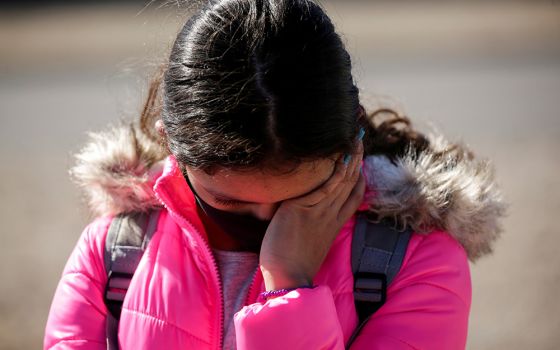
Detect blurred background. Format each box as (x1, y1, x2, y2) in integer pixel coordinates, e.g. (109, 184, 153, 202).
(1, 0, 559, 349)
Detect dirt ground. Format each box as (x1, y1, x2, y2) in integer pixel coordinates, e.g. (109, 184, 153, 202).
(1, 2, 559, 349)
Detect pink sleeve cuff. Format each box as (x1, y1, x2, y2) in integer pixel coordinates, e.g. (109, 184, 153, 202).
(234, 285, 345, 350)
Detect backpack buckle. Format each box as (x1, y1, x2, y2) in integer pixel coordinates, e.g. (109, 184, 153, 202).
(353, 271, 387, 304)
(104, 271, 133, 319)
(104, 271, 133, 302)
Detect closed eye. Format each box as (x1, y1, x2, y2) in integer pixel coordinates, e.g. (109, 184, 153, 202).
(213, 197, 244, 207)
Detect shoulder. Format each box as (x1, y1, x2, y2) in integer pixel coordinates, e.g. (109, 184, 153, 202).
(81, 215, 115, 256)
(405, 230, 470, 269)
(60, 215, 115, 281)
(391, 229, 472, 308)
(352, 230, 472, 349)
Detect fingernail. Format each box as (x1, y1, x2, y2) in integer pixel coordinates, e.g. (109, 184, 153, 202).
(343, 153, 352, 165)
(357, 127, 365, 141)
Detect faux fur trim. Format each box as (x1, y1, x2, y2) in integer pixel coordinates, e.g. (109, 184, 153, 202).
(362, 135, 507, 262)
(69, 122, 507, 261)
(69, 122, 167, 218)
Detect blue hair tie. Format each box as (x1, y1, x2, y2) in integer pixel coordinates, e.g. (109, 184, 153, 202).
(343, 127, 365, 165)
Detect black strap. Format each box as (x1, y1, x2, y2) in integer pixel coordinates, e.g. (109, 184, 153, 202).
(346, 214, 412, 348)
(103, 208, 161, 350)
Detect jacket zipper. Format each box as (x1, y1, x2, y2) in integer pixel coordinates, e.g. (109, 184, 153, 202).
(154, 198, 224, 350)
(244, 266, 261, 306)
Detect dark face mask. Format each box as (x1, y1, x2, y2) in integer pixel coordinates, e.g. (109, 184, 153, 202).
(181, 167, 271, 253)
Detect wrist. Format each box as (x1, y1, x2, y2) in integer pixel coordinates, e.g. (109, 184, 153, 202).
(258, 284, 316, 303)
(260, 266, 313, 291)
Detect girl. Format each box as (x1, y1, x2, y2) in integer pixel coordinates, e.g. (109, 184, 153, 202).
(44, 0, 506, 349)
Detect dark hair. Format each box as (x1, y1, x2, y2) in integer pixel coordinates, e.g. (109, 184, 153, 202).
(140, 0, 429, 174)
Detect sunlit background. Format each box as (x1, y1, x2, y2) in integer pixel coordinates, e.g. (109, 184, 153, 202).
(1, 1, 559, 349)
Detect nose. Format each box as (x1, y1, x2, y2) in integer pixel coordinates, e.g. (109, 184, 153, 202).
(250, 203, 280, 221)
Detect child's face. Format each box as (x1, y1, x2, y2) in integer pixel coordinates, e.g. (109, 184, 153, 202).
(184, 157, 338, 221)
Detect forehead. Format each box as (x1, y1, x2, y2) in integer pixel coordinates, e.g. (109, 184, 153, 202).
(188, 158, 336, 204)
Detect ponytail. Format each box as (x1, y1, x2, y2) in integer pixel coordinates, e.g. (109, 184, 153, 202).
(360, 106, 430, 162)
(139, 63, 167, 150)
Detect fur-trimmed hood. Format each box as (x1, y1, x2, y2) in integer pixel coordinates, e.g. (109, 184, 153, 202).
(69, 122, 507, 262)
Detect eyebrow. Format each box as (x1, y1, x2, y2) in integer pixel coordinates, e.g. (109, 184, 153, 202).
(203, 167, 335, 204)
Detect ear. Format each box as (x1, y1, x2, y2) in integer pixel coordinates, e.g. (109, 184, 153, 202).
(155, 119, 166, 137)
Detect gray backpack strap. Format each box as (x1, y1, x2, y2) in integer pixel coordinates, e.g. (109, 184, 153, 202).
(346, 213, 412, 348)
(103, 208, 161, 350)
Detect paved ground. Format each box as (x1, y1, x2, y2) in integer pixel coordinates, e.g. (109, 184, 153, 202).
(1, 2, 559, 349)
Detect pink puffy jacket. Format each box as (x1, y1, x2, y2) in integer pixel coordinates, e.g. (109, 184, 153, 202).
(44, 125, 505, 350)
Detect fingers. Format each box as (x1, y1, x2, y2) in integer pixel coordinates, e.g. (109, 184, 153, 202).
(295, 154, 349, 207)
(328, 141, 364, 205)
(290, 139, 364, 209)
(338, 171, 366, 222)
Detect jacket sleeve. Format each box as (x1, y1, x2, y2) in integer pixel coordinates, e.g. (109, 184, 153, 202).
(44, 216, 113, 350)
(233, 230, 471, 350)
(234, 284, 346, 349)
